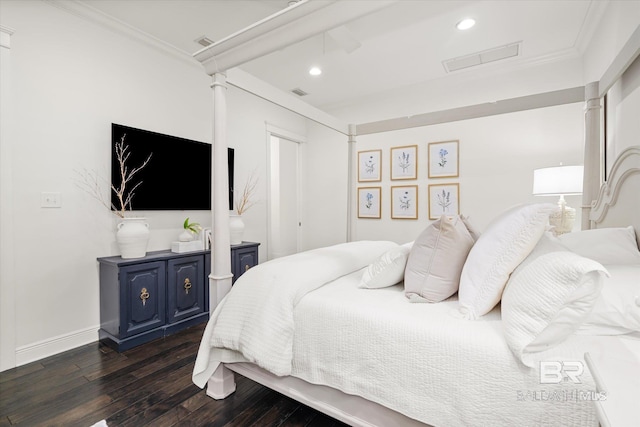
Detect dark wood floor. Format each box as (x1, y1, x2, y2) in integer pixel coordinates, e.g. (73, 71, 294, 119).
(0, 323, 347, 427)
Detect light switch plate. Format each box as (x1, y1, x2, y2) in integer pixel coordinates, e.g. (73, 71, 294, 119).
(41, 192, 62, 208)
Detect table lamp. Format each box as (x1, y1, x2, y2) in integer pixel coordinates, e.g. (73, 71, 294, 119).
(533, 165, 584, 235)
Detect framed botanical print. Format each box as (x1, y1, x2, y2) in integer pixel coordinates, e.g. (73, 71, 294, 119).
(428, 183, 460, 219)
(428, 140, 459, 178)
(391, 185, 418, 219)
(358, 149, 382, 182)
(390, 145, 417, 180)
(358, 187, 382, 219)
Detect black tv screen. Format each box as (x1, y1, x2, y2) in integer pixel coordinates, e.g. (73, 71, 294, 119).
(111, 123, 234, 211)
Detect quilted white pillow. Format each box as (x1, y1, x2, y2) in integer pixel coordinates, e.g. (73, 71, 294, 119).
(577, 264, 640, 335)
(404, 215, 476, 302)
(559, 226, 640, 265)
(502, 251, 608, 367)
(457, 203, 556, 319)
(359, 243, 411, 289)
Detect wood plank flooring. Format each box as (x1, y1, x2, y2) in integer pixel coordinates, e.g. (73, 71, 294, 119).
(0, 323, 347, 427)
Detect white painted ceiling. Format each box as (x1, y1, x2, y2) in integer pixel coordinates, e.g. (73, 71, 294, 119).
(80, 0, 599, 110)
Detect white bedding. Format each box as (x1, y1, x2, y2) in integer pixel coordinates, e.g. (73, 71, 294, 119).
(193, 241, 600, 427)
(192, 240, 398, 383)
(292, 270, 599, 427)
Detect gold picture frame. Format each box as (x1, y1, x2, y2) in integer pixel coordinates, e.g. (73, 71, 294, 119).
(428, 140, 459, 178)
(391, 185, 418, 219)
(428, 183, 460, 219)
(390, 145, 418, 180)
(358, 149, 382, 182)
(358, 187, 382, 219)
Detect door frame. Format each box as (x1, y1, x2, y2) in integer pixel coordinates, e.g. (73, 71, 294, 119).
(265, 124, 306, 260)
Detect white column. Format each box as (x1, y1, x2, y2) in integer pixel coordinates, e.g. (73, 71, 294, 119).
(346, 124, 357, 242)
(209, 73, 233, 309)
(0, 25, 16, 371)
(582, 81, 601, 230)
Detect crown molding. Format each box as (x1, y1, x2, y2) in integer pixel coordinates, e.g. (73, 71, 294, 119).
(0, 25, 15, 49)
(44, 0, 200, 68)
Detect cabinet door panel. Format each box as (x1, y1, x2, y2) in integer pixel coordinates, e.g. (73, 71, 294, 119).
(232, 246, 259, 284)
(120, 262, 166, 338)
(204, 253, 211, 312)
(167, 256, 204, 323)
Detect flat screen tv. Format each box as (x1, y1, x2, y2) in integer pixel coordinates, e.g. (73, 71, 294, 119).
(111, 123, 234, 211)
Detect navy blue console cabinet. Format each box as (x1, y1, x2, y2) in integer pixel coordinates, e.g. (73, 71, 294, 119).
(98, 242, 259, 351)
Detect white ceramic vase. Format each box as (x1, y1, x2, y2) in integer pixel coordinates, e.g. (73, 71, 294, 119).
(229, 213, 245, 245)
(116, 217, 150, 259)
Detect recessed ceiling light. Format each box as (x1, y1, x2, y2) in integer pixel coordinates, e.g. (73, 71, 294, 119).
(456, 18, 476, 31)
(309, 66, 322, 76)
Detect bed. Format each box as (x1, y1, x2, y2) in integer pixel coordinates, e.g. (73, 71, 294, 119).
(191, 146, 640, 426)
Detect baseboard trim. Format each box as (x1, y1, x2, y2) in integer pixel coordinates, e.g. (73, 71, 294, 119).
(15, 325, 99, 367)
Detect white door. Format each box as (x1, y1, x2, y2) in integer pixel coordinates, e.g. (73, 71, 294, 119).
(268, 133, 301, 260)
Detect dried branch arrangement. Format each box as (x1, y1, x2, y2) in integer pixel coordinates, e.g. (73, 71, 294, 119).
(75, 135, 152, 218)
(234, 169, 259, 215)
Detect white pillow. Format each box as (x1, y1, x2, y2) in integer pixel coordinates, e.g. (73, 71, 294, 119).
(577, 264, 640, 335)
(404, 215, 476, 302)
(558, 226, 640, 265)
(501, 251, 608, 367)
(457, 203, 556, 319)
(359, 243, 411, 289)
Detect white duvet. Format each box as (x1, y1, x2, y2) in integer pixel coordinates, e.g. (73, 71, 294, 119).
(192, 240, 398, 384)
(193, 241, 599, 427)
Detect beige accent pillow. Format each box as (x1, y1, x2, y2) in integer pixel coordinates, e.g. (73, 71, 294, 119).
(404, 215, 476, 302)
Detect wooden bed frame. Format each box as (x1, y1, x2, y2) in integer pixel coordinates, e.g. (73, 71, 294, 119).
(193, 5, 640, 426)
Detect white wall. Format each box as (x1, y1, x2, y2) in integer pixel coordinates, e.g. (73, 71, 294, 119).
(580, 1, 639, 179)
(324, 51, 588, 243)
(226, 86, 308, 257)
(0, 0, 309, 369)
(300, 121, 349, 251)
(605, 55, 640, 174)
(350, 103, 585, 243)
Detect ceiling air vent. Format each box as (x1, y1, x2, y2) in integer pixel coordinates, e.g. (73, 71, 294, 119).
(195, 36, 214, 47)
(443, 42, 521, 73)
(291, 88, 308, 97)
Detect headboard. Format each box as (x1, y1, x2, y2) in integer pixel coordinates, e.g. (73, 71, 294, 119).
(589, 146, 640, 246)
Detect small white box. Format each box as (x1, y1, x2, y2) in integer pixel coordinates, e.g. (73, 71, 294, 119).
(171, 240, 204, 253)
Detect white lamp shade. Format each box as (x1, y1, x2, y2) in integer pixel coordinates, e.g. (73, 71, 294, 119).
(533, 165, 584, 196)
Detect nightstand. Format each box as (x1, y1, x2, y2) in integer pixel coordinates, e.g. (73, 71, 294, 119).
(584, 337, 640, 427)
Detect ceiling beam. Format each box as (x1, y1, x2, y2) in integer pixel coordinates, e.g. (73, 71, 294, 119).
(356, 87, 586, 136)
(226, 68, 350, 135)
(193, 0, 396, 75)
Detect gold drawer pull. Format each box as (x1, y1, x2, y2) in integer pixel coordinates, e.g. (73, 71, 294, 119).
(140, 288, 150, 306)
(184, 278, 192, 294)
